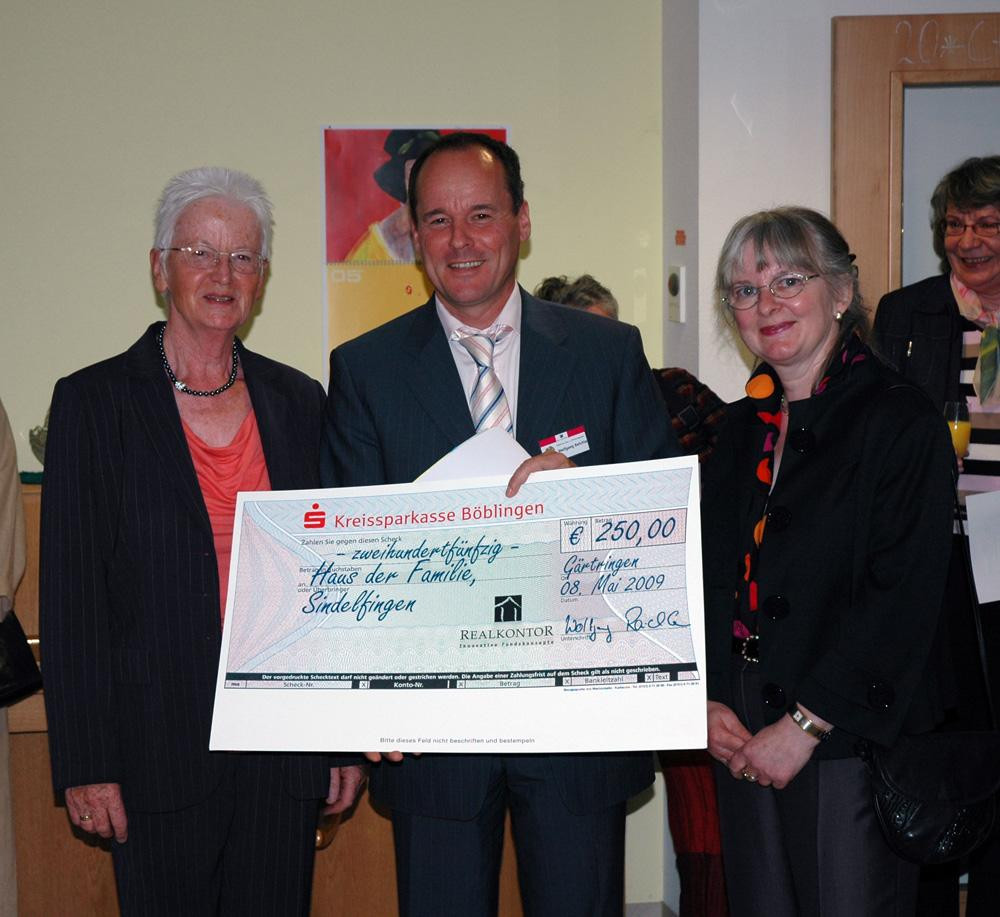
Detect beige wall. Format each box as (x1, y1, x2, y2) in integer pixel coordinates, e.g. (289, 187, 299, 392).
(0, 0, 664, 473)
(1, 0, 672, 908)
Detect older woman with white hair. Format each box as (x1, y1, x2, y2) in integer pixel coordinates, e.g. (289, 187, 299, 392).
(41, 167, 363, 915)
(701, 207, 955, 916)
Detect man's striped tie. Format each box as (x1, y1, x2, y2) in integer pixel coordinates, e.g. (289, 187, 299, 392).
(455, 327, 513, 433)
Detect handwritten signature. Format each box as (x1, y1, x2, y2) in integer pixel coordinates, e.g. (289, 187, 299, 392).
(564, 606, 688, 644)
(563, 614, 613, 643)
(625, 606, 688, 631)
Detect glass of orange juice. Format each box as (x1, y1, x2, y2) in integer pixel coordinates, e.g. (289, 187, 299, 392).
(944, 401, 971, 457)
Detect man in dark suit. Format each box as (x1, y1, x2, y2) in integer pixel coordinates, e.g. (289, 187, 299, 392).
(322, 133, 678, 916)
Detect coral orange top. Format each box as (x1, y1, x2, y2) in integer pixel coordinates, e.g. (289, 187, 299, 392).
(182, 411, 270, 620)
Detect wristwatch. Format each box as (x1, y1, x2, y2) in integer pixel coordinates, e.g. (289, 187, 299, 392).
(789, 704, 832, 742)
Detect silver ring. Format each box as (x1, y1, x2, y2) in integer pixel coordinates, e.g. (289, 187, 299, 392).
(80, 813, 93, 821)
(741, 769, 758, 783)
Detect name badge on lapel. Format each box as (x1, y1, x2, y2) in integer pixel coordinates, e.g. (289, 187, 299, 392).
(538, 426, 589, 458)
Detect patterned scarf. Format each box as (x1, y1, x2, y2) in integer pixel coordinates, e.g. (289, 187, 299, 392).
(952, 274, 1000, 406)
(733, 335, 868, 642)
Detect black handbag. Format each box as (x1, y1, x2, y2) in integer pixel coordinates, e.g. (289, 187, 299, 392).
(0, 608, 42, 707)
(862, 494, 1000, 865)
(862, 731, 1000, 864)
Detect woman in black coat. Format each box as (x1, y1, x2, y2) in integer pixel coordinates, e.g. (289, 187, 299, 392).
(874, 154, 1000, 917)
(703, 207, 954, 916)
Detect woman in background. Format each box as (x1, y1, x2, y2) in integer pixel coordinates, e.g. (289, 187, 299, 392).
(535, 274, 726, 462)
(703, 207, 953, 916)
(875, 154, 1000, 917)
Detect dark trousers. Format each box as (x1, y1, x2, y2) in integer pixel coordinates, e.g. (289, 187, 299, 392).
(112, 755, 320, 917)
(391, 754, 627, 917)
(717, 661, 919, 917)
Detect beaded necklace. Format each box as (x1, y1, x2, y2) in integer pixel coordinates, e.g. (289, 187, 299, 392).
(158, 323, 240, 397)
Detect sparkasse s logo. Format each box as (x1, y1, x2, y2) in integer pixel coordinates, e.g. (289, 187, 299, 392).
(303, 503, 326, 528)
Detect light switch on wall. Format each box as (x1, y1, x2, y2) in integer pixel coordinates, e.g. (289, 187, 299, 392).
(667, 265, 685, 323)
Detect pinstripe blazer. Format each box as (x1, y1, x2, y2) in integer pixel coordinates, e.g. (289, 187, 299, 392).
(322, 291, 679, 819)
(40, 323, 331, 811)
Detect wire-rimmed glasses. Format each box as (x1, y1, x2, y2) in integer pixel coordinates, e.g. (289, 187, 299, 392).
(722, 272, 821, 311)
(161, 244, 266, 275)
(942, 218, 1000, 239)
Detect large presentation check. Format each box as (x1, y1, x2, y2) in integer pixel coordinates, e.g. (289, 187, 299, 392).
(210, 457, 706, 753)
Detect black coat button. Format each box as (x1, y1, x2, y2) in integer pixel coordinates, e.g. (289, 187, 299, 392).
(868, 681, 895, 710)
(762, 683, 786, 709)
(762, 594, 790, 620)
(788, 428, 815, 453)
(767, 506, 791, 531)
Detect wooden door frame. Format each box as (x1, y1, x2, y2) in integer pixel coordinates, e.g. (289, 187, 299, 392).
(832, 13, 1000, 311)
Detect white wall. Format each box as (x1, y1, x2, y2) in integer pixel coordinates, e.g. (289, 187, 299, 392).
(696, 0, 1000, 402)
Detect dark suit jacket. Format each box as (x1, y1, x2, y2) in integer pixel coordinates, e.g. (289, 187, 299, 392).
(322, 290, 678, 818)
(875, 273, 1000, 730)
(41, 323, 332, 812)
(873, 272, 965, 410)
(701, 350, 954, 756)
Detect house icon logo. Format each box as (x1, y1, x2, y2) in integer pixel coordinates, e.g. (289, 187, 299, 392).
(494, 595, 522, 623)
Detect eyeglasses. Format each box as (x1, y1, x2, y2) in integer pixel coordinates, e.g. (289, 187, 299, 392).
(943, 218, 1000, 238)
(162, 244, 266, 275)
(723, 272, 821, 310)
